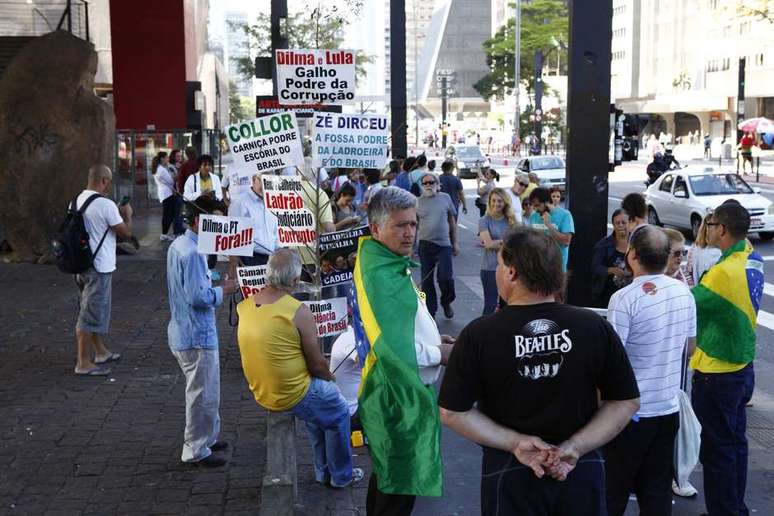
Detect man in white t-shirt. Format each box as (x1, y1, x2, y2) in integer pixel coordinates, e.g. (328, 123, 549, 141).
(74, 164, 133, 376)
(605, 225, 697, 515)
(504, 175, 526, 224)
(329, 327, 361, 417)
(227, 173, 279, 274)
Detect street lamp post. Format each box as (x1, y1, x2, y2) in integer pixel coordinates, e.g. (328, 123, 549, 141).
(514, 0, 521, 141)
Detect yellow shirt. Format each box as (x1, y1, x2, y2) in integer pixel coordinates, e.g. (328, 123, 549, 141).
(520, 183, 537, 202)
(690, 348, 747, 374)
(299, 180, 334, 265)
(237, 295, 311, 411)
(200, 175, 213, 194)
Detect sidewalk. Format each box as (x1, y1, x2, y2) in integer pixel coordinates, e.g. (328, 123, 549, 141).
(0, 204, 267, 515)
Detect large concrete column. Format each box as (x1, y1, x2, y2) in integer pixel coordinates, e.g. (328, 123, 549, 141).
(694, 111, 711, 137)
(661, 112, 676, 137)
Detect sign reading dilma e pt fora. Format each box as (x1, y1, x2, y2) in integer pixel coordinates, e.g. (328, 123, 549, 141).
(225, 113, 304, 179)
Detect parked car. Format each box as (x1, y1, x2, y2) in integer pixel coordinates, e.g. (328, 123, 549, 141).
(444, 145, 490, 179)
(516, 155, 566, 193)
(644, 166, 774, 240)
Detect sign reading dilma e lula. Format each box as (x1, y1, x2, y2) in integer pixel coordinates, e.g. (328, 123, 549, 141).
(225, 113, 304, 179)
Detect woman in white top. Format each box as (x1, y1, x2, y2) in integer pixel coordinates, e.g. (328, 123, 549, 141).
(685, 214, 722, 287)
(183, 154, 224, 202)
(152, 151, 177, 241)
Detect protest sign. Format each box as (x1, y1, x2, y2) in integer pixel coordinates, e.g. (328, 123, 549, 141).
(276, 49, 356, 105)
(236, 265, 268, 299)
(261, 175, 317, 247)
(225, 113, 304, 179)
(256, 95, 342, 118)
(312, 113, 389, 169)
(319, 226, 370, 286)
(304, 297, 348, 337)
(197, 215, 254, 257)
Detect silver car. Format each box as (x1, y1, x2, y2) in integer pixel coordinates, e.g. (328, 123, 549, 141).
(644, 166, 774, 240)
(444, 145, 490, 179)
(517, 155, 566, 193)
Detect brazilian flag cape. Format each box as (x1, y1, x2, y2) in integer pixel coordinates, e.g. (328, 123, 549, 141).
(352, 237, 443, 497)
(692, 239, 764, 364)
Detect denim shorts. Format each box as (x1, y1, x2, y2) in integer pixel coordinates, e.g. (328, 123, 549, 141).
(75, 269, 112, 334)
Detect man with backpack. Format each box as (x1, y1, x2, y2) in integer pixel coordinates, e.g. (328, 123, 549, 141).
(73, 164, 133, 376)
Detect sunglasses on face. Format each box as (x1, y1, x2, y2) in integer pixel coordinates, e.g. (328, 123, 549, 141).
(671, 249, 687, 258)
(422, 180, 437, 186)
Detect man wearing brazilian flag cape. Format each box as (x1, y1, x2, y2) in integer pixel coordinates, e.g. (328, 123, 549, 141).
(690, 201, 763, 516)
(352, 187, 456, 515)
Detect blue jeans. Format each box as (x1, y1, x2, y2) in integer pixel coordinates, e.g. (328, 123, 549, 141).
(480, 270, 498, 315)
(692, 363, 755, 516)
(290, 378, 353, 487)
(419, 241, 455, 316)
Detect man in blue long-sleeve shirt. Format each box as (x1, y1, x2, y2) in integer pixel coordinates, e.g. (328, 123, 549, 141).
(167, 195, 237, 467)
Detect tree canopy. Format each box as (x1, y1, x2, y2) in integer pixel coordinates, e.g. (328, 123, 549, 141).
(474, 0, 568, 102)
(232, 2, 372, 82)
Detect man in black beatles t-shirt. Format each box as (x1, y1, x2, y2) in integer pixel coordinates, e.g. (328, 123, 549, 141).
(438, 226, 640, 516)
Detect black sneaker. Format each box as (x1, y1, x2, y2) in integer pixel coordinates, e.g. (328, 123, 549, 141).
(210, 441, 229, 452)
(197, 454, 227, 468)
(443, 304, 454, 319)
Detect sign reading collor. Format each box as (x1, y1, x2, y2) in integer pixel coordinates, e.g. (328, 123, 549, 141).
(312, 113, 389, 169)
(225, 113, 304, 179)
(304, 297, 348, 337)
(237, 265, 268, 299)
(197, 215, 254, 257)
(261, 175, 317, 247)
(276, 49, 356, 105)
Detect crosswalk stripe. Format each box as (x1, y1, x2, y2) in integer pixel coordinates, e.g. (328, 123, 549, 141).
(757, 310, 774, 331)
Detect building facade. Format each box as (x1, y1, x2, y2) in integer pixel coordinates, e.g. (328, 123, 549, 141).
(612, 0, 774, 140)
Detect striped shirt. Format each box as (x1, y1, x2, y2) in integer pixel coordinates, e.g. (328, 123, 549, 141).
(607, 274, 696, 417)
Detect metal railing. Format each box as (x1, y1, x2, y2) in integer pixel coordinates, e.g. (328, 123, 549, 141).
(0, 0, 89, 41)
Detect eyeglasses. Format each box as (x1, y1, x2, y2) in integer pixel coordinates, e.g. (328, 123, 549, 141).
(518, 182, 529, 187)
(671, 249, 687, 258)
(422, 180, 437, 186)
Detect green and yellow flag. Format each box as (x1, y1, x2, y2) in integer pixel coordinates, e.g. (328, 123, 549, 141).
(352, 237, 443, 496)
(692, 239, 763, 364)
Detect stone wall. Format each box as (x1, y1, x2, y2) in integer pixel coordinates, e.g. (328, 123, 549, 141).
(0, 30, 115, 262)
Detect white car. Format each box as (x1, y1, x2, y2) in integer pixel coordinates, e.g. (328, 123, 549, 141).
(644, 166, 774, 240)
(517, 155, 566, 192)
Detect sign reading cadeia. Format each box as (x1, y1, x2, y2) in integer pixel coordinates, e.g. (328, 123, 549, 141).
(225, 113, 305, 179)
(276, 49, 356, 105)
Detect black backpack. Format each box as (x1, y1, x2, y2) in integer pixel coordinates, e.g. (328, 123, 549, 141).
(52, 193, 109, 274)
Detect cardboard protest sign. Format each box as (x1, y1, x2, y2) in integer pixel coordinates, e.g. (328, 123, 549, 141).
(197, 215, 254, 257)
(304, 297, 348, 337)
(236, 265, 268, 299)
(261, 175, 317, 247)
(319, 226, 370, 286)
(276, 49, 356, 105)
(225, 113, 304, 179)
(312, 113, 389, 169)
(256, 95, 342, 118)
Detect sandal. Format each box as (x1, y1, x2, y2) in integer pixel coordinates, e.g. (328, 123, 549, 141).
(95, 352, 121, 365)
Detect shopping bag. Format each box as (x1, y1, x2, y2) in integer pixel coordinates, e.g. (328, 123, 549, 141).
(674, 389, 701, 487)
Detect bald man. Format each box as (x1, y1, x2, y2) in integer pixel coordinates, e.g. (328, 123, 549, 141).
(73, 164, 133, 376)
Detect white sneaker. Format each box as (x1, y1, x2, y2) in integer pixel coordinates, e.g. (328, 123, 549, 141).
(159, 234, 174, 242)
(672, 479, 698, 497)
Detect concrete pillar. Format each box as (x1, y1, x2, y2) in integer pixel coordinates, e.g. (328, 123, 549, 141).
(694, 112, 711, 137)
(661, 112, 676, 137)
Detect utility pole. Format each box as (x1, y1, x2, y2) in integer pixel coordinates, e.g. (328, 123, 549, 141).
(565, 0, 613, 307)
(513, 0, 521, 138)
(533, 49, 544, 154)
(390, 0, 408, 158)
(736, 56, 746, 173)
(441, 77, 448, 128)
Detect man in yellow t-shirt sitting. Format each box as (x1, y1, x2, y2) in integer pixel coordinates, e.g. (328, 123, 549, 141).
(236, 248, 363, 488)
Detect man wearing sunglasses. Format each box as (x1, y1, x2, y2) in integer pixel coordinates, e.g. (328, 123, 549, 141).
(416, 172, 458, 319)
(690, 201, 763, 516)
